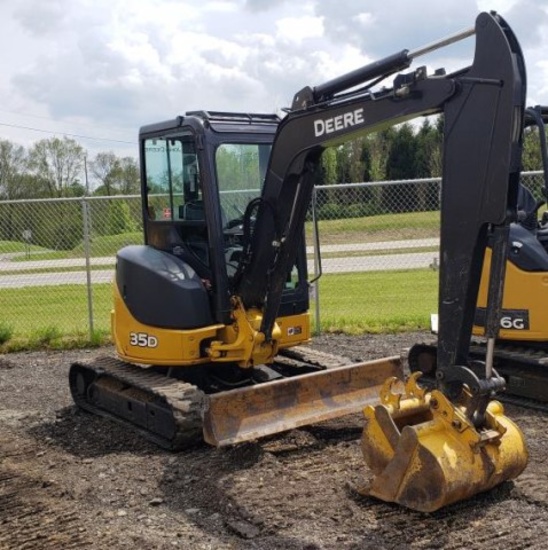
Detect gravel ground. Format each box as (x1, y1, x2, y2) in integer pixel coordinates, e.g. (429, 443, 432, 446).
(1, 332, 548, 549)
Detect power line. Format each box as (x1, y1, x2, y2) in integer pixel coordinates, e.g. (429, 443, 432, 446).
(0, 107, 131, 136)
(0, 121, 134, 145)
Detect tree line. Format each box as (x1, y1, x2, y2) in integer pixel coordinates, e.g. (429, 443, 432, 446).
(0, 136, 139, 201)
(318, 117, 545, 186)
(0, 118, 545, 250)
(0, 118, 545, 202)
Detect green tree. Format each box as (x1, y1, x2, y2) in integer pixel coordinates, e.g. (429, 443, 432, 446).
(117, 157, 140, 194)
(90, 152, 119, 195)
(0, 142, 54, 243)
(320, 147, 338, 185)
(384, 124, 420, 212)
(415, 118, 443, 178)
(0, 140, 27, 200)
(90, 153, 140, 195)
(386, 123, 418, 180)
(28, 137, 85, 197)
(367, 128, 396, 181)
(107, 200, 138, 235)
(522, 126, 543, 171)
(333, 137, 370, 185)
(414, 117, 443, 211)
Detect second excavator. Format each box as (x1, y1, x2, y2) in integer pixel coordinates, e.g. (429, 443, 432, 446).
(70, 11, 528, 512)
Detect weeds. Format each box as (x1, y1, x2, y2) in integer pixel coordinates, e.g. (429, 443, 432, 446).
(0, 322, 14, 345)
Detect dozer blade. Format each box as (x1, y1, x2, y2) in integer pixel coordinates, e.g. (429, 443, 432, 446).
(360, 374, 528, 513)
(202, 356, 403, 446)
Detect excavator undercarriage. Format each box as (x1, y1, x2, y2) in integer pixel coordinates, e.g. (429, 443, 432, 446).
(70, 348, 403, 449)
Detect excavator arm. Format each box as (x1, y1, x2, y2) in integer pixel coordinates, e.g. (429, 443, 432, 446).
(232, 11, 529, 513)
(236, 13, 526, 378)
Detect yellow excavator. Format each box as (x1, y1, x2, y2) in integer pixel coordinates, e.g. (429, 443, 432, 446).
(70, 11, 528, 513)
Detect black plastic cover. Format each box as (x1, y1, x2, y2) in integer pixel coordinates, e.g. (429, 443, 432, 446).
(116, 245, 213, 329)
(507, 224, 548, 271)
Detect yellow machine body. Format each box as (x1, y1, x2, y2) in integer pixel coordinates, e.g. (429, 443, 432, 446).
(110, 280, 405, 447)
(361, 374, 528, 513)
(111, 283, 312, 367)
(474, 248, 548, 340)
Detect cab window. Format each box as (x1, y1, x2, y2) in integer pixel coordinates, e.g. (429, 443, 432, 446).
(144, 137, 202, 221)
(215, 143, 271, 228)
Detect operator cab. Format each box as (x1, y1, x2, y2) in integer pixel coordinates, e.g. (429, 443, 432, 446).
(504, 106, 548, 270)
(137, 111, 309, 325)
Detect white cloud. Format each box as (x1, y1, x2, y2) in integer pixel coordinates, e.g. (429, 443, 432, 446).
(353, 13, 375, 27)
(0, 0, 546, 159)
(275, 15, 324, 44)
(476, 0, 520, 12)
(13, 0, 71, 36)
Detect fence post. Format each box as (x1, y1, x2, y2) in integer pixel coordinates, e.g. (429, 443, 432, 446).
(82, 198, 94, 339)
(311, 187, 321, 335)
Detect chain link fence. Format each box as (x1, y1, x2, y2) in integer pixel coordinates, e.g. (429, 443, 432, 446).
(0, 172, 544, 341)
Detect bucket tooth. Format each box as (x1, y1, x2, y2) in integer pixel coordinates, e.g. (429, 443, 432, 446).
(361, 374, 528, 513)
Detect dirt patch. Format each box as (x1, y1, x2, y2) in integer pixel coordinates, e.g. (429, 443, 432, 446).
(1, 334, 548, 549)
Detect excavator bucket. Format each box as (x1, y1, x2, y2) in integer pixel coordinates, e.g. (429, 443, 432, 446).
(360, 374, 528, 513)
(202, 356, 403, 446)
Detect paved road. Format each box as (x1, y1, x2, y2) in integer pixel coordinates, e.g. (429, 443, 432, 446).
(0, 252, 439, 288)
(0, 240, 439, 289)
(0, 270, 115, 288)
(311, 251, 438, 274)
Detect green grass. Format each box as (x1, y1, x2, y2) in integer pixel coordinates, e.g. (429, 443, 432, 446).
(0, 240, 54, 255)
(0, 284, 113, 351)
(0, 269, 437, 351)
(305, 211, 440, 245)
(10, 250, 75, 261)
(1, 265, 115, 276)
(8, 231, 143, 262)
(315, 269, 438, 334)
(317, 246, 439, 259)
(0, 322, 14, 344)
(71, 231, 143, 257)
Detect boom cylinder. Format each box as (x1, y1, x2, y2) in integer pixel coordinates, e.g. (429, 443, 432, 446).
(313, 25, 475, 101)
(313, 50, 411, 100)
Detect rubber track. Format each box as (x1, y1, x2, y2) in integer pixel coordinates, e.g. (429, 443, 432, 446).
(70, 356, 205, 450)
(408, 340, 548, 412)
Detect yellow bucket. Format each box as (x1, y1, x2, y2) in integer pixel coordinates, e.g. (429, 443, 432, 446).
(361, 374, 528, 513)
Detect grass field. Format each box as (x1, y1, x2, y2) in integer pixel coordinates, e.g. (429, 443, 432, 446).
(305, 211, 440, 244)
(0, 209, 441, 350)
(5, 232, 144, 262)
(1, 210, 440, 262)
(0, 284, 113, 350)
(316, 269, 438, 333)
(0, 269, 438, 351)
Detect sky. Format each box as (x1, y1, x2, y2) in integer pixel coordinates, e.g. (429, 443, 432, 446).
(0, 0, 547, 160)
